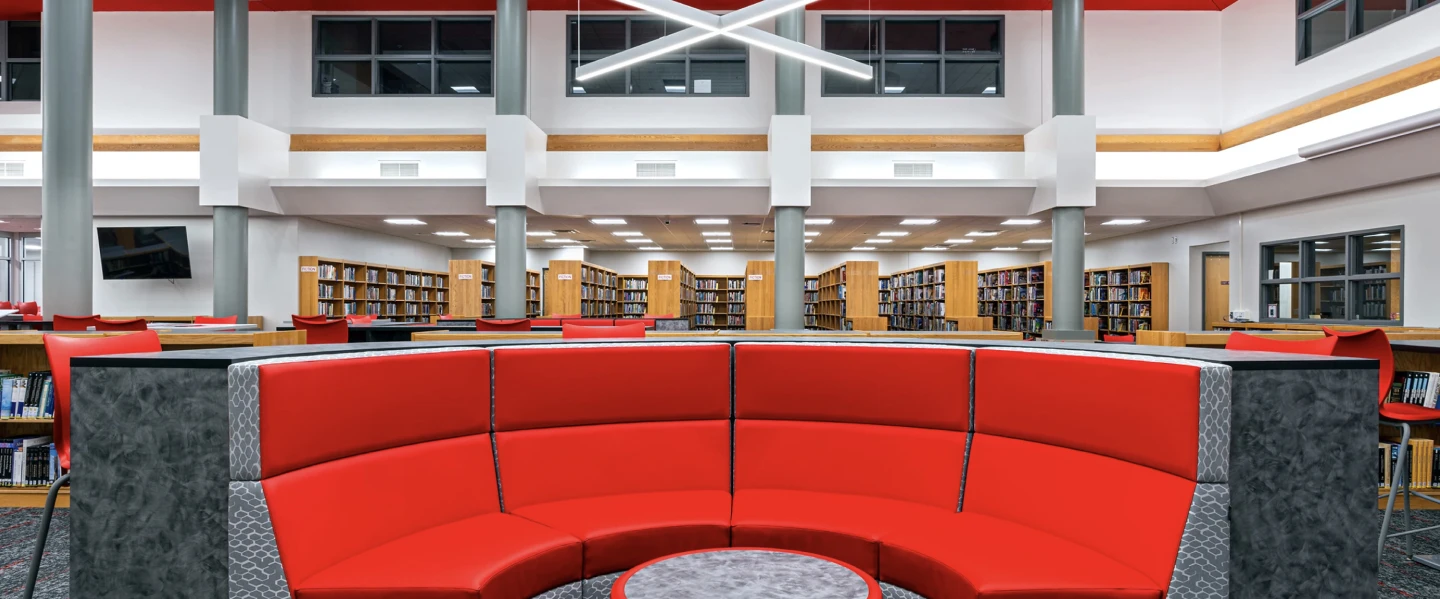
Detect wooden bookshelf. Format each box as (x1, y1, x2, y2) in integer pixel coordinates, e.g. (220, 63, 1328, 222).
(815, 261, 887, 331)
(1084, 262, 1170, 335)
(299, 256, 449, 323)
(646, 260, 698, 322)
(618, 274, 649, 318)
(804, 275, 820, 329)
(977, 261, 1052, 337)
(694, 275, 747, 329)
(744, 261, 775, 330)
(451, 262, 540, 318)
(887, 261, 981, 331)
(526, 270, 542, 318)
(878, 276, 891, 322)
(545, 260, 619, 317)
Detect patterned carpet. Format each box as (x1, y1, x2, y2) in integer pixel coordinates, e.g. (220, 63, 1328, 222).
(0, 508, 1437, 598)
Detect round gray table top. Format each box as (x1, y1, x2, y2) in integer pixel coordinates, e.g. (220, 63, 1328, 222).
(615, 548, 879, 599)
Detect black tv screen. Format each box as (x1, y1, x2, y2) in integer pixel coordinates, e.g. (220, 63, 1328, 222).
(97, 226, 193, 280)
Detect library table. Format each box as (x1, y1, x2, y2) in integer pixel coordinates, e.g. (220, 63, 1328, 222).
(0, 316, 50, 330)
(1138, 330, 1440, 348)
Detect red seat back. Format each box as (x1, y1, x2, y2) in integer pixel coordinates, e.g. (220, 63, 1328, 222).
(17, 302, 40, 315)
(53, 314, 102, 331)
(22, 314, 42, 321)
(1323, 327, 1393, 404)
(563, 318, 617, 327)
(1102, 334, 1136, 343)
(296, 319, 349, 344)
(562, 322, 644, 339)
(95, 318, 149, 331)
(0, 301, 12, 310)
(343, 314, 375, 324)
(291, 314, 331, 324)
(193, 315, 239, 325)
(1224, 332, 1339, 355)
(476, 319, 532, 332)
(43, 330, 162, 469)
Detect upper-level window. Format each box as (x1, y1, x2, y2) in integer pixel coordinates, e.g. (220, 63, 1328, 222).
(567, 17, 749, 97)
(1298, 0, 1436, 61)
(820, 16, 1003, 97)
(2, 21, 40, 101)
(1260, 227, 1403, 323)
(313, 17, 494, 96)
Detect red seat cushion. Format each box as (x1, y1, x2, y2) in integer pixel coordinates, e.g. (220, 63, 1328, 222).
(1380, 402, 1440, 422)
(731, 489, 955, 577)
(513, 490, 731, 578)
(292, 512, 581, 599)
(880, 512, 1163, 599)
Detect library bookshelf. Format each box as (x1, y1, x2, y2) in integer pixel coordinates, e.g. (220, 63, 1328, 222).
(815, 261, 887, 331)
(695, 275, 747, 329)
(527, 271, 542, 318)
(887, 261, 981, 331)
(977, 261, 1052, 337)
(618, 275, 649, 318)
(805, 275, 820, 329)
(447, 261, 541, 318)
(299, 256, 449, 322)
(1084, 263, 1170, 335)
(879, 276, 892, 323)
(743, 261, 775, 330)
(545, 260, 619, 317)
(646, 260, 698, 323)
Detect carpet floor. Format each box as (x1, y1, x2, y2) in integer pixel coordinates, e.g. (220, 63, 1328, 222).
(2, 508, 1439, 598)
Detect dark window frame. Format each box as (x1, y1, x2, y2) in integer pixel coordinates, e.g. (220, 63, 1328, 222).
(1259, 226, 1404, 325)
(820, 15, 1005, 98)
(1, 21, 41, 102)
(1297, 0, 1436, 62)
(312, 16, 495, 97)
(565, 16, 750, 98)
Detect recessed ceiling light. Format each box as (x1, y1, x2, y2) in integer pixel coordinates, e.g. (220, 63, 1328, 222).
(1001, 219, 1042, 225)
(1380, 248, 1401, 252)
(450, 85, 480, 94)
(804, 239, 812, 243)
(944, 239, 976, 244)
(1374, 240, 1402, 244)
(1314, 248, 1335, 252)
(625, 238, 655, 243)
(590, 218, 627, 225)
(992, 247, 1020, 251)
(805, 231, 820, 236)
(966, 231, 1000, 237)
(433, 231, 468, 237)
(852, 246, 876, 251)
(1023, 239, 1052, 244)
(706, 238, 733, 243)
(384, 218, 426, 225)
(1365, 233, 1392, 238)
(695, 218, 729, 225)
(805, 218, 833, 225)
(543, 239, 576, 243)
(613, 231, 643, 236)
(900, 218, 938, 225)
(526, 231, 554, 237)
(883, 86, 906, 94)
(711, 246, 733, 251)
(1102, 219, 1148, 226)
(488, 219, 497, 224)
(865, 239, 894, 244)
(922, 247, 949, 251)
(702, 231, 731, 237)
(638, 246, 663, 251)
(563, 245, 588, 249)
(877, 231, 909, 237)
(464, 238, 494, 244)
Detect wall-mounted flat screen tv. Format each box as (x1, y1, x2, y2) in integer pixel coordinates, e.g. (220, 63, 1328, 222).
(97, 226, 193, 280)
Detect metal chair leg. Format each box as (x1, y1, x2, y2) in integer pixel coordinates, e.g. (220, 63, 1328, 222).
(1381, 423, 1412, 562)
(21, 473, 69, 599)
(1405, 451, 1414, 557)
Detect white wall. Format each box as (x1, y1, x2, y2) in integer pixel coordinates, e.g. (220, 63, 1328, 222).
(91, 217, 215, 316)
(297, 218, 452, 271)
(585, 250, 1040, 276)
(1086, 11, 1222, 133)
(1070, 218, 1238, 331)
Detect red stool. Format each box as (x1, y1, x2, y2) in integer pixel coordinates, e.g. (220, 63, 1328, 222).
(562, 322, 645, 339)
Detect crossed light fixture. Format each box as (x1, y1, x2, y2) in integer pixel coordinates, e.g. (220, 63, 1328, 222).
(574, 0, 874, 82)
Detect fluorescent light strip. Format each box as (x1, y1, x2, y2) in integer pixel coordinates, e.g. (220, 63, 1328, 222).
(702, 231, 732, 237)
(922, 247, 949, 251)
(612, 231, 644, 236)
(1102, 219, 1148, 226)
(1001, 219, 1041, 225)
(852, 246, 876, 251)
(900, 218, 938, 225)
(590, 218, 627, 225)
(865, 239, 893, 244)
(804, 231, 820, 236)
(639, 246, 663, 251)
(711, 247, 734, 251)
(804, 218, 833, 225)
(575, 28, 721, 81)
(965, 231, 999, 237)
(464, 239, 494, 244)
(543, 239, 576, 243)
(526, 231, 554, 236)
(625, 239, 655, 243)
(384, 218, 426, 225)
(944, 239, 975, 244)
(992, 247, 1020, 251)
(876, 231, 908, 237)
(433, 231, 468, 237)
(705, 238, 732, 243)
(1023, 239, 1052, 244)
(695, 218, 729, 225)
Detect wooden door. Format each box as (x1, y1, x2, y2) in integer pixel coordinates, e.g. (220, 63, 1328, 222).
(1203, 253, 1230, 330)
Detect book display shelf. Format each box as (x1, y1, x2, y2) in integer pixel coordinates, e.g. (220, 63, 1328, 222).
(527, 271, 542, 318)
(977, 261, 1051, 337)
(1084, 263, 1170, 334)
(618, 275, 649, 318)
(879, 276, 892, 321)
(887, 261, 981, 331)
(743, 261, 776, 330)
(449, 261, 541, 318)
(300, 256, 449, 322)
(646, 260, 698, 323)
(815, 261, 887, 331)
(694, 276, 747, 329)
(804, 275, 820, 329)
(545, 260, 619, 317)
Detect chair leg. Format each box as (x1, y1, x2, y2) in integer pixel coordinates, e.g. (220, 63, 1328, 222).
(1405, 453, 1415, 558)
(21, 473, 69, 599)
(1381, 423, 1412, 562)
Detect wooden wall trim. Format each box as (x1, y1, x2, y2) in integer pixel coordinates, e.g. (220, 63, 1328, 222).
(811, 135, 1025, 152)
(1220, 55, 1440, 150)
(1096, 135, 1221, 152)
(0, 135, 200, 152)
(546, 134, 768, 151)
(289, 134, 487, 152)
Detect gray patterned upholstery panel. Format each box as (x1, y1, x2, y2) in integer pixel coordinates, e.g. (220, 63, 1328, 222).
(532, 580, 583, 599)
(227, 347, 491, 481)
(229, 481, 291, 599)
(535, 572, 930, 599)
(1167, 483, 1230, 599)
(583, 572, 623, 598)
(880, 582, 928, 599)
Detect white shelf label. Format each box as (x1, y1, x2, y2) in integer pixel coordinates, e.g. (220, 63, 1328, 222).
(657, 274, 673, 281)
(300, 266, 318, 273)
(558, 274, 573, 280)
(458, 273, 474, 280)
(748, 274, 764, 280)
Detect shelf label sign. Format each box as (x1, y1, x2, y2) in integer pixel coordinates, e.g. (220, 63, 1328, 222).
(458, 273, 474, 280)
(748, 274, 764, 280)
(658, 274, 673, 281)
(300, 266, 318, 273)
(558, 274, 574, 280)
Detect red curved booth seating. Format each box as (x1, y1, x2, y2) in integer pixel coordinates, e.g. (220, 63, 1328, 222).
(230, 343, 1230, 599)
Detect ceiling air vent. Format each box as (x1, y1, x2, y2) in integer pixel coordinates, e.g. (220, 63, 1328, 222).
(636, 161, 677, 178)
(380, 161, 420, 178)
(893, 161, 934, 178)
(0, 161, 24, 177)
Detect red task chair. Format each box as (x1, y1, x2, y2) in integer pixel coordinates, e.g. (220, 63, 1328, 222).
(194, 315, 239, 325)
(95, 318, 149, 332)
(476, 319, 532, 332)
(296, 318, 349, 344)
(22, 315, 42, 322)
(562, 322, 645, 339)
(0, 301, 12, 310)
(52, 315, 102, 331)
(16, 302, 40, 315)
(292, 314, 331, 325)
(345, 314, 377, 324)
(25, 330, 163, 599)
(1223, 332, 1340, 355)
(1102, 334, 1136, 343)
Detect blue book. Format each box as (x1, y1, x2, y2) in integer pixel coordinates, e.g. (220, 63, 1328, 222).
(0, 378, 11, 420)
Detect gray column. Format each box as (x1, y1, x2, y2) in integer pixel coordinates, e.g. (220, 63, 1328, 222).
(495, 0, 527, 116)
(494, 207, 527, 318)
(774, 206, 805, 330)
(40, 0, 94, 316)
(212, 0, 249, 321)
(1053, 0, 1084, 117)
(774, 11, 804, 116)
(1048, 0, 1086, 337)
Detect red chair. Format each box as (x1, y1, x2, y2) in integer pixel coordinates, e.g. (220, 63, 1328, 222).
(476, 319, 532, 332)
(22, 315, 42, 322)
(1223, 332, 1340, 355)
(439, 314, 455, 321)
(194, 315, 239, 325)
(0, 301, 12, 310)
(95, 318, 149, 332)
(296, 319, 350, 345)
(26, 330, 163, 598)
(16, 302, 40, 315)
(1102, 334, 1136, 343)
(565, 319, 617, 327)
(562, 322, 645, 339)
(292, 314, 332, 325)
(642, 314, 673, 319)
(52, 315, 102, 331)
(345, 314, 376, 325)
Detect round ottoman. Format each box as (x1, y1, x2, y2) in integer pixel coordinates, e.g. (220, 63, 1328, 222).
(612, 548, 882, 599)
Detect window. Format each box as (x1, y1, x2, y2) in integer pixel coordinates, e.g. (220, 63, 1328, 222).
(1298, 0, 1437, 61)
(20, 234, 38, 303)
(1260, 227, 1403, 323)
(1, 21, 40, 101)
(821, 16, 1002, 97)
(567, 17, 748, 97)
(313, 17, 494, 96)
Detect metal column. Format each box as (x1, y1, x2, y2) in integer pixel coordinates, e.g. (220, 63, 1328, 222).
(493, 0, 529, 319)
(772, 11, 806, 330)
(1048, 0, 1086, 336)
(774, 11, 804, 117)
(494, 207, 527, 319)
(40, 0, 94, 316)
(212, 0, 249, 321)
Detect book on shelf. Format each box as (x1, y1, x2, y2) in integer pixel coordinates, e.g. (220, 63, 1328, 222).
(0, 435, 57, 487)
(1379, 439, 1440, 490)
(0, 372, 55, 420)
(1389, 371, 1440, 408)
